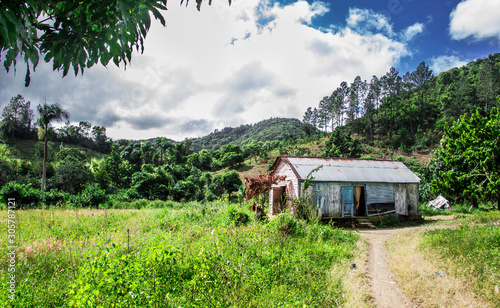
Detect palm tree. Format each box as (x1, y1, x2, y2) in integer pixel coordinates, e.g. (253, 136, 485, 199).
(37, 103, 70, 192)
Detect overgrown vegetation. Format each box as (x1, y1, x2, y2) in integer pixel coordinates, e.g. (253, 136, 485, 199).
(0, 202, 359, 307)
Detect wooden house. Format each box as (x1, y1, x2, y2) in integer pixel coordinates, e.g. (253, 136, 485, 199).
(268, 156, 421, 219)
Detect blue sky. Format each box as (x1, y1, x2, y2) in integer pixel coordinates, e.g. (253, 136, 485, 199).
(300, 0, 499, 73)
(1, 0, 499, 140)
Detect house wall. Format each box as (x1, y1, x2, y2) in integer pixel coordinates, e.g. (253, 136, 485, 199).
(269, 161, 299, 214)
(394, 183, 420, 216)
(310, 182, 396, 218)
(311, 182, 342, 217)
(365, 183, 394, 205)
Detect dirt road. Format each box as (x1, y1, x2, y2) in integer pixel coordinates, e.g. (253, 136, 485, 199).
(361, 229, 415, 308)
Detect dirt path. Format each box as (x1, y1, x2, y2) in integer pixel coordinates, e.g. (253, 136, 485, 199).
(360, 229, 414, 308)
(359, 217, 458, 308)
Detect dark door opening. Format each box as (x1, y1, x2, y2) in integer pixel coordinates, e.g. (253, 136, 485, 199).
(354, 186, 367, 216)
(272, 186, 286, 213)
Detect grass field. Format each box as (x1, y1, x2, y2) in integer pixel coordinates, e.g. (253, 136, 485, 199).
(386, 211, 500, 308)
(0, 201, 361, 307)
(421, 212, 500, 306)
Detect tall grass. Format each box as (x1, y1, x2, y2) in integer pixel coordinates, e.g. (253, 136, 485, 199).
(422, 216, 500, 306)
(0, 202, 359, 307)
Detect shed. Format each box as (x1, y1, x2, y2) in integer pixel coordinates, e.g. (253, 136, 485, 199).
(268, 156, 421, 219)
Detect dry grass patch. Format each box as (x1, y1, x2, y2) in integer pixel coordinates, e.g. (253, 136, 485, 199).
(337, 235, 374, 308)
(386, 228, 493, 307)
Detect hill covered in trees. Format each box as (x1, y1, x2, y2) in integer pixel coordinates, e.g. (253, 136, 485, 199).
(190, 117, 317, 152)
(303, 53, 500, 152)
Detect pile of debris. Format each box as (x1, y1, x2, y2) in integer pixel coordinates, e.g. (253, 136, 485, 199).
(428, 195, 450, 210)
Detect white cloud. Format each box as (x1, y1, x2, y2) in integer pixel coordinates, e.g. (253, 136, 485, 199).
(401, 23, 424, 42)
(346, 8, 395, 37)
(0, 0, 417, 141)
(449, 0, 500, 41)
(430, 55, 468, 73)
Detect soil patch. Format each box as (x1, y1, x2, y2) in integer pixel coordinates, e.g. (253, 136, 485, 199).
(361, 229, 414, 307)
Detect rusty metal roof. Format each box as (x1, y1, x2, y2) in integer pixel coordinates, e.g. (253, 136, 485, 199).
(275, 156, 421, 183)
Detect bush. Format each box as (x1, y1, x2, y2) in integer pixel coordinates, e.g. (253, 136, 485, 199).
(372, 215, 400, 227)
(419, 204, 453, 216)
(226, 205, 250, 227)
(69, 183, 108, 207)
(267, 212, 305, 237)
(0, 181, 43, 208)
(44, 189, 70, 205)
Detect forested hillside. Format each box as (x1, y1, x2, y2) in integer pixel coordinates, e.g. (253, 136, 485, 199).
(190, 118, 317, 152)
(303, 53, 500, 152)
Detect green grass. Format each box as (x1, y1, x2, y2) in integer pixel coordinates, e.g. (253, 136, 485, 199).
(0, 202, 359, 307)
(419, 201, 498, 217)
(421, 211, 500, 306)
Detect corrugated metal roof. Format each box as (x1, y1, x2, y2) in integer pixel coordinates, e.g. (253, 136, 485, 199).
(278, 156, 421, 183)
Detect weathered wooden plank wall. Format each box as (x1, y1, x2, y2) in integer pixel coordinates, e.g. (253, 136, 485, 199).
(394, 183, 420, 215)
(394, 183, 408, 215)
(365, 183, 394, 205)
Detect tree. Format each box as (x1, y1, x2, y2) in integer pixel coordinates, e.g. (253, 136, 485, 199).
(322, 127, 362, 158)
(302, 106, 319, 134)
(303, 107, 314, 125)
(476, 55, 500, 114)
(347, 76, 368, 133)
(37, 103, 70, 192)
(431, 107, 500, 208)
(1, 0, 231, 86)
(95, 151, 133, 188)
(363, 76, 381, 142)
(219, 152, 244, 168)
(380, 67, 401, 136)
(153, 137, 172, 164)
(244, 171, 286, 205)
(210, 170, 242, 197)
(0, 95, 34, 138)
(409, 62, 433, 131)
(92, 125, 111, 153)
(52, 156, 93, 194)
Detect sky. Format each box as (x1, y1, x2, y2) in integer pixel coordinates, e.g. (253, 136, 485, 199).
(1, 0, 500, 141)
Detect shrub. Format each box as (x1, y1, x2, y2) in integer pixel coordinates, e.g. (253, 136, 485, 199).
(44, 189, 70, 205)
(0, 181, 43, 208)
(69, 183, 108, 207)
(267, 211, 305, 237)
(226, 205, 250, 227)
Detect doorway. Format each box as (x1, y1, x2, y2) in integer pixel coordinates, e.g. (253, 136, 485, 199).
(354, 186, 366, 216)
(272, 186, 287, 213)
(342, 186, 367, 217)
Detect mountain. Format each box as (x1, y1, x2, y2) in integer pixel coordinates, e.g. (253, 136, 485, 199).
(190, 118, 317, 152)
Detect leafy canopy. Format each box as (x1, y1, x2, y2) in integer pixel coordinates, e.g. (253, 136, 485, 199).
(431, 106, 500, 205)
(1, 0, 230, 86)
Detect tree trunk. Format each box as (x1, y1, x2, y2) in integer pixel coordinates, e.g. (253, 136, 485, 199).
(470, 198, 478, 209)
(42, 131, 48, 192)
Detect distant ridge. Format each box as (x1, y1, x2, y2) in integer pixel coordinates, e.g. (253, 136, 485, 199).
(190, 117, 317, 152)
